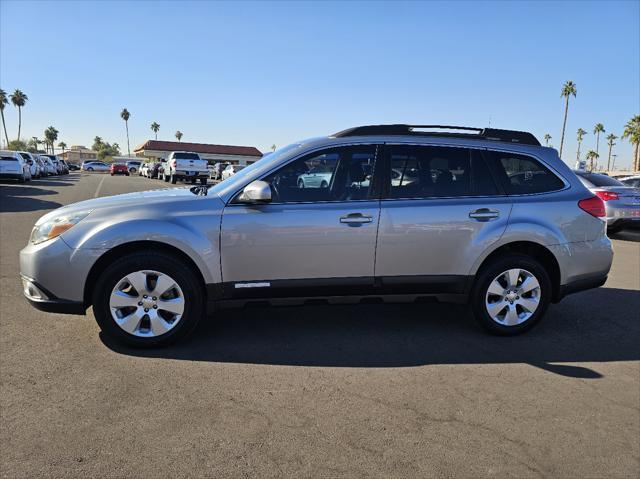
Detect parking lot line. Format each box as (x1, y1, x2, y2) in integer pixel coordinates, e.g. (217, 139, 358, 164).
(94, 174, 107, 198)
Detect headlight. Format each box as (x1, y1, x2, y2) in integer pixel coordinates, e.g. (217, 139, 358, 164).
(30, 210, 92, 245)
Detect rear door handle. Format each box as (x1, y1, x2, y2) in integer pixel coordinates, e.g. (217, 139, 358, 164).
(469, 209, 500, 221)
(340, 213, 373, 226)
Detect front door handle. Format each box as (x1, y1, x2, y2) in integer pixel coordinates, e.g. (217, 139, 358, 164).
(340, 213, 373, 226)
(469, 208, 500, 221)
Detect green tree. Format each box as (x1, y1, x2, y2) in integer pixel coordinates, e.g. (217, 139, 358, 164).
(58, 141, 67, 155)
(175, 130, 183, 142)
(27, 137, 40, 153)
(93, 136, 103, 151)
(271, 144, 277, 152)
(543, 134, 551, 146)
(621, 115, 640, 171)
(7, 139, 27, 151)
(120, 108, 131, 156)
(605, 134, 617, 171)
(150, 122, 160, 140)
(559, 80, 577, 159)
(0, 88, 9, 146)
(593, 123, 605, 157)
(9, 89, 28, 141)
(576, 128, 587, 160)
(585, 150, 599, 171)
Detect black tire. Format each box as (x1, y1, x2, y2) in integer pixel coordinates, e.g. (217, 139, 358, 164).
(607, 224, 623, 235)
(163, 172, 169, 182)
(471, 254, 551, 335)
(87, 167, 94, 172)
(92, 251, 204, 348)
(190, 178, 196, 184)
(200, 178, 207, 185)
(170, 173, 177, 184)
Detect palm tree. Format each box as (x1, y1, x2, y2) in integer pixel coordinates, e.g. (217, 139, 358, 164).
(0, 89, 9, 146)
(543, 134, 551, 146)
(120, 108, 131, 156)
(621, 115, 640, 171)
(175, 130, 183, 142)
(271, 144, 277, 152)
(559, 81, 577, 159)
(593, 123, 605, 157)
(150, 122, 160, 140)
(585, 150, 599, 171)
(9, 89, 28, 141)
(605, 134, 617, 171)
(576, 128, 587, 160)
(44, 126, 59, 154)
(58, 141, 67, 156)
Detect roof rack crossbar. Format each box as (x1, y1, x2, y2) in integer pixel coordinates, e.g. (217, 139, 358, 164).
(332, 124, 541, 146)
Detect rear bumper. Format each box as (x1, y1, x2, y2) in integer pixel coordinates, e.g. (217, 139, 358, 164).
(0, 172, 24, 180)
(555, 273, 608, 302)
(174, 170, 208, 178)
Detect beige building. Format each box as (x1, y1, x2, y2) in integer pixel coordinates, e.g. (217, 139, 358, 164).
(60, 145, 98, 163)
(134, 140, 262, 166)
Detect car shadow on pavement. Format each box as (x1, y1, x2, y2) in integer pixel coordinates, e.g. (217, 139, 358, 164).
(101, 286, 640, 378)
(0, 184, 62, 212)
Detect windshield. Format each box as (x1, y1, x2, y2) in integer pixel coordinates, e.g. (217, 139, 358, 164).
(577, 172, 624, 187)
(0, 155, 17, 161)
(208, 142, 304, 197)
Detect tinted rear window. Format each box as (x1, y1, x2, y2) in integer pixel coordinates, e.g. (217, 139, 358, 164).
(174, 153, 200, 160)
(0, 155, 18, 161)
(486, 151, 565, 194)
(576, 173, 624, 187)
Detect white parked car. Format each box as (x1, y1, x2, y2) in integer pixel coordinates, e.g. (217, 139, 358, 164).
(81, 161, 110, 172)
(139, 163, 150, 177)
(18, 152, 40, 179)
(38, 155, 57, 176)
(221, 163, 246, 180)
(126, 161, 142, 174)
(162, 152, 209, 184)
(0, 150, 30, 182)
(618, 174, 640, 188)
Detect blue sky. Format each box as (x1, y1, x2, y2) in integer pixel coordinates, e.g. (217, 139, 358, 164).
(1, 0, 638, 168)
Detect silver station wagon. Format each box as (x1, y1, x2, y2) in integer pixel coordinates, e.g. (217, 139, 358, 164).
(20, 125, 614, 347)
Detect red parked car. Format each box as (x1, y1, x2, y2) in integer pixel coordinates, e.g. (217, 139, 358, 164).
(110, 163, 129, 176)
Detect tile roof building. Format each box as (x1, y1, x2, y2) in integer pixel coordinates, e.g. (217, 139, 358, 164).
(134, 140, 263, 166)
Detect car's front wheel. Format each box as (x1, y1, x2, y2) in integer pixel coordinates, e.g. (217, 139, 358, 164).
(471, 254, 551, 335)
(170, 173, 177, 184)
(92, 251, 204, 347)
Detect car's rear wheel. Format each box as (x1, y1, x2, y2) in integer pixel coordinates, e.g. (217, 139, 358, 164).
(92, 251, 204, 347)
(471, 254, 551, 335)
(87, 167, 94, 171)
(200, 178, 207, 185)
(170, 173, 177, 184)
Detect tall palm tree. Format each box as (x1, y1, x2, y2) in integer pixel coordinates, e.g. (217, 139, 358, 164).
(621, 115, 640, 171)
(559, 81, 577, 159)
(120, 108, 131, 156)
(9, 89, 28, 141)
(605, 134, 617, 171)
(543, 134, 551, 146)
(58, 141, 67, 156)
(150, 122, 160, 140)
(585, 150, 599, 171)
(576, 128, 587, 160)
(593, 123, 605, 157)
(175, 130, 183, 142)
(0, 88, 9, 146)
(44, 126, 59, 154)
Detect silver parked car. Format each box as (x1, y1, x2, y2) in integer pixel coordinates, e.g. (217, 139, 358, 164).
(0, 150, 31, 182)
(574, 171, 640, 233)
(20, 124, 614, 347)
(81, 161, 110, 172)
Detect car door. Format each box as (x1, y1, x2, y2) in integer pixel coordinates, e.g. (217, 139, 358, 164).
(220, 144, 381, 298)
(374, 144, 511, 294)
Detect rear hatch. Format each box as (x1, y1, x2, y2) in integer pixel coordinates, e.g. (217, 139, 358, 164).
(173, 153, 208, 173)
(0, 154, 21, 173)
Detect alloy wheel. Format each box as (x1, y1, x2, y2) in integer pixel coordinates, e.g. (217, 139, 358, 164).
(484, 268, 541, 326)
(109, 270, 185, 337)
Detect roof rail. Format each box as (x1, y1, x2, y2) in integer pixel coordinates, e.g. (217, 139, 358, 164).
(332, 124, 541, 146)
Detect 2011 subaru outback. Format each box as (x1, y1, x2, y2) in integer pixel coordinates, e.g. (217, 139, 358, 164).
(20, 125, 614, 347)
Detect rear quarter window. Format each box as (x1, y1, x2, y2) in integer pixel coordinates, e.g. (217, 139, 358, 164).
(486, 151, 565, 195)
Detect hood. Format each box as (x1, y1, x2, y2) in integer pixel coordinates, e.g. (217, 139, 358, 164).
(36, 187, 212, 225)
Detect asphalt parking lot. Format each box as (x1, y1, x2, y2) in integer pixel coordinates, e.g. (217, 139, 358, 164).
(1, 172, 639, 478)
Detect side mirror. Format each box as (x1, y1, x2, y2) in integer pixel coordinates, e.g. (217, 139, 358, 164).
(239, 180, 272, 203)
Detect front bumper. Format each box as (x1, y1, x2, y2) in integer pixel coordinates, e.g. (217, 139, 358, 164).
(21, 275, 86, 314)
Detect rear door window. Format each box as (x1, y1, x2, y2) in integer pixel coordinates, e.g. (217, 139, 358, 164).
(0, 155, 18, 161)
(386, 145, 498, 198)
(485, 151, 565, 195)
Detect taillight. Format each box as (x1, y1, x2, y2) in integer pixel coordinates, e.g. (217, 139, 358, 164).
(578, 196, 606, 217)
(594, 190, 619, 202)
